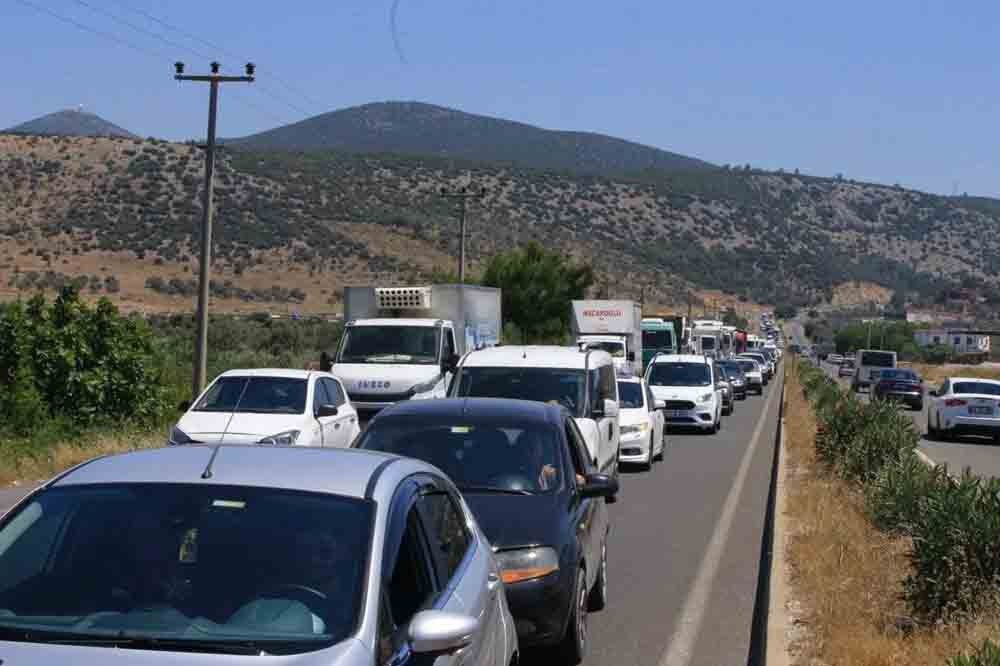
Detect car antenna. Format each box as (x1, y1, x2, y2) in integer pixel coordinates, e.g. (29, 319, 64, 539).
(201, 445, 222, 479)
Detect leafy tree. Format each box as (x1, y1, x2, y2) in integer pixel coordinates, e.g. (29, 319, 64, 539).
(481, 241, 593, 343)
(722, 307, 748, 330)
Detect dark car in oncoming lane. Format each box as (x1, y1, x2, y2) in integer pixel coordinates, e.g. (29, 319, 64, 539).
(872, 368, 924, 410)
(355, 397, 617, 664)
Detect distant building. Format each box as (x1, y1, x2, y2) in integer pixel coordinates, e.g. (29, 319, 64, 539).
(906, 311, 937, 324)
(914, 329, 992, 355)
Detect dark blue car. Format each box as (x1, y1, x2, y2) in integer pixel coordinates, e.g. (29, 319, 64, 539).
(354, 398, 616, 664)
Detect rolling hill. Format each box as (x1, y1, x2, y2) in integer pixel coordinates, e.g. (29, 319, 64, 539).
(227, 101, 714, 177)
(1, 132, 999, 317)
(3, 109, 136, 139)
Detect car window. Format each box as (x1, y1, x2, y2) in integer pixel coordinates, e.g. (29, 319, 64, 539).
(416, 491, 471, 585)
(617, 381, 644, 409)
(312, 378, 330, 412)
(322, 378, 346, 407)
(565, 418, 593, 477)
(386, 507, 437, 628)
(0, 484, 373, 651)
(940, 380, 950, 395)
(589, 368, 601, 412)
(953, 382, 1000, 396)
(443, 329, 456, 360)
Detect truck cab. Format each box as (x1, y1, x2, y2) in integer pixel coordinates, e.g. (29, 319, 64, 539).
(641, 318, 677, 370)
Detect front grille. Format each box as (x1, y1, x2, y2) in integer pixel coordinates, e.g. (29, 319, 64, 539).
(348, 391, 411, 403)
(663, 400, 696, 410)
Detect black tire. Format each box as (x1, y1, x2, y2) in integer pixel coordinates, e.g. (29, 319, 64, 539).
(607, 455, 619, 503)
(559, 568, 589, 664)
(926, 413, 936, 440)
(714, 415, 722, 433)
(913, 401, 923, 412)
(587, 540, 608, 611)
(654, 437, 665, 461)
(639, 438, 653, 471)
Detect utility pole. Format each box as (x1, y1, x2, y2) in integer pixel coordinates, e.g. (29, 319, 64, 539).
(867, 320, 873, 348)
(439, 186, 486, 283)
(175, 61, 254, 398)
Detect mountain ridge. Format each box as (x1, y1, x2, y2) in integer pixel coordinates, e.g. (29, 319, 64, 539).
(226, 100, 714, 177)
(3, 109, 136, 139)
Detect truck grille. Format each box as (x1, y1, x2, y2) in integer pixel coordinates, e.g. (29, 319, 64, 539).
(663, 400, 696, 411)
(348, 391, 411, 403)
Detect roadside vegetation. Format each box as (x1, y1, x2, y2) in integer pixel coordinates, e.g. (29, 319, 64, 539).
(785, 357, 1000, 664)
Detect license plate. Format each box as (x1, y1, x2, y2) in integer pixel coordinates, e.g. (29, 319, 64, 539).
(667, 410, 687, 418)
(969, 406, 993, 416)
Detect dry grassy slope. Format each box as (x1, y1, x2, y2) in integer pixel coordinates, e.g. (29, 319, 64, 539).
(1, 134, 998, 314)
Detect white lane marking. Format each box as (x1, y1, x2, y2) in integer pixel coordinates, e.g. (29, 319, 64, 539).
(659, 373, 781, 666)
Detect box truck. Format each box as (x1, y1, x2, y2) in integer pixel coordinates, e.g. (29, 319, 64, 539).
(571, 300, 643, 375)
(323, 284, 501, 412)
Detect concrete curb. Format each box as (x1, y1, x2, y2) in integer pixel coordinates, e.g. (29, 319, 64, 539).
(765, 383, 791, 666)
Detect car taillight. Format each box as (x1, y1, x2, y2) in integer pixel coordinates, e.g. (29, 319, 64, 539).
(945, 398, 967, 407)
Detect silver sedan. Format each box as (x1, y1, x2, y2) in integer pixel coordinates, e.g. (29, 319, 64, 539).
(0, 445, 518, 665)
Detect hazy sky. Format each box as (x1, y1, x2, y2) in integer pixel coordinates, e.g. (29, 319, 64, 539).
(4, 0, 999, 196)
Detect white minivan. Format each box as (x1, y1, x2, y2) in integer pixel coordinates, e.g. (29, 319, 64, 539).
(852, 349, 898, 393)
(169, 369, 361, 448)
(645, 354, 724, 433)
(449, 345, 622, 491)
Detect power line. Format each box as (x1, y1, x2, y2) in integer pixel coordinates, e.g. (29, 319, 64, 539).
(73, 0, 214, 61)
(16, 0, 167, 60)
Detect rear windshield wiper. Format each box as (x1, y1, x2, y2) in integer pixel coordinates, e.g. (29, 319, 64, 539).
(460, 485, 534, 496)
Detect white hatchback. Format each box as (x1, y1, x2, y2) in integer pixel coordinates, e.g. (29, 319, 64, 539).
(927, 377, 1000, 442)
(617, 376, 666, 469)
(170, 369, 361, 448)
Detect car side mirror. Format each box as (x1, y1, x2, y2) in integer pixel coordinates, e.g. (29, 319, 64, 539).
(177, 400, 191, 412)
(627, 351, 636, 362)
(654, 399, 666, 410)
(408, 610, 479, 655)
(602, 398, 619, 418)
(442, 353, 459, 374)
(580, 473, 620, 499)
(315, 403, 339, 418)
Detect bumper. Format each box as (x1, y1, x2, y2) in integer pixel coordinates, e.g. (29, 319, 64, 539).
(877, 391, 922, 406)
(665, 409, 716, 429)
(505, 571, 575, 646)
(942, 416, 1000, 438)
(620, 432, 651, 462)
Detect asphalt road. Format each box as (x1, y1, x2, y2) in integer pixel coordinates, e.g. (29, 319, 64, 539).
(0, 379, 785, 666)
(817, 360, 1000, 478)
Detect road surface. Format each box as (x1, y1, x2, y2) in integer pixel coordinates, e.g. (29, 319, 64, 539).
(1, 379, 785, 666)
(818, 360, 1000, 478)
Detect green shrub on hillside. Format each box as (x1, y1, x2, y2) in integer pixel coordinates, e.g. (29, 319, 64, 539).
(949, 640, 1000, 666)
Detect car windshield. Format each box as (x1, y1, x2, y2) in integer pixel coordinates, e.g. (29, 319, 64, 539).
(953, 382, 1000, 396)
(643, 329, 674, 348)
(737, 360, 758, 373)
(453, 367, 587, 417)
(0, 484, 372, 654)
(860, 351, 895, 367)
(617, 382, 644, 408)
(338, 326, 440, 364)
(648, 362, 712, 387)
(700, 337, 716, 350)
(719, 365, 743, 380)
(358, 420, 563, 493)
(583, 341, 625, 357)
(194, 377, 307, 414)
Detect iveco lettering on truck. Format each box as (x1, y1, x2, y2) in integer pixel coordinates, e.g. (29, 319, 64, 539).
(324, 284, 501, 413)
(572, 300, 643, 375)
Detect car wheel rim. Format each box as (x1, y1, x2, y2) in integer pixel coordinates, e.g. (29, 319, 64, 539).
(578, 574, 588, 651)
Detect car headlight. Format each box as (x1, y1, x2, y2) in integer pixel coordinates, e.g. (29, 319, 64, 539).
(495, 546, 560, 584)
(258, 430, 301, 446)
(168, 425, 198, 446)
(621, 423, 649, 435)
(699, 393, 714, 403)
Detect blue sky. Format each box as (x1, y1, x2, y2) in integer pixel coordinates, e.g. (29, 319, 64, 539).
(4, 0, 999, 196)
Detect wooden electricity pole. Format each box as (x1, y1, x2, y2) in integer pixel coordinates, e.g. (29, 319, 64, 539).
(439, 186, 486, 283)
(174, 61, 254, 398)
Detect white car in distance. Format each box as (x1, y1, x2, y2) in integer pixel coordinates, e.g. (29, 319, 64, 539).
(927, 377, 1000, 443)
(170, 369, 361, 448)
(617, 375, 666, 469)
(645, 354, 723, 433)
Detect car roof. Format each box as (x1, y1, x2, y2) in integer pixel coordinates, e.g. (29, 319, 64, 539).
(348, 318, 442, 327)
(461, 345, 611, 369)
(216, 368, 319, 380)
(371, 397, 565, 427)
(950, 377, 1000, 385)
(649, 354, 711, 365)
(49, 445, 408, 499)
(617, 375, 642, 384)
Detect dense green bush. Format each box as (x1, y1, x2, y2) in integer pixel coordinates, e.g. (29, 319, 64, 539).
(0, 288, 170, 436)
(865, 450, 945, 534)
